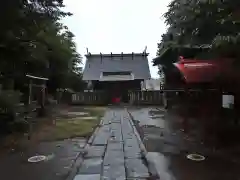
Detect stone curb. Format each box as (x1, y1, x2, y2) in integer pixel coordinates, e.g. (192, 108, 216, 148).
(126, 108, 161, 180)
(65, 115, 104, 180)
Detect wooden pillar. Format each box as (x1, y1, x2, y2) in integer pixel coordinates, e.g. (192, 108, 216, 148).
(41, 83, 46, 107)
(28, 80, 32, 105)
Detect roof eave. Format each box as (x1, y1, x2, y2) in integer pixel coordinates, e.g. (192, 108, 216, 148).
(85, 53, 149, 58)
(152, 57, 161, 66)
(152, 47, 172, 66)
(152, 44, 211, 66)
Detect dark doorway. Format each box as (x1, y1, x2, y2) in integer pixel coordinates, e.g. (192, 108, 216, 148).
(94, 80, 142, 103)
(122, 90, 129, 103)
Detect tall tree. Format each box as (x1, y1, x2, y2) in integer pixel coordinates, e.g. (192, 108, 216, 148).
(158, 0, 240, 58)
(0, 0, 84, 91)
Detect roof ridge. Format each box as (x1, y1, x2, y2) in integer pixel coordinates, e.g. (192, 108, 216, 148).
(85, 52, 149, 57)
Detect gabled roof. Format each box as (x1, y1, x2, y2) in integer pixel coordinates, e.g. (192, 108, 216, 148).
(153, 44, 211, 66)
(82, 53, 151, 81)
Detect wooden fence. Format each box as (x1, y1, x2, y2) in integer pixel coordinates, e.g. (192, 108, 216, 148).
(71, 91, 108, 105)
(129, 90, 163, 105)
(71, 90, 163, 105)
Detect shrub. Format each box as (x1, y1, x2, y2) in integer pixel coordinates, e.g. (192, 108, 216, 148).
(0, 90, 22, 133)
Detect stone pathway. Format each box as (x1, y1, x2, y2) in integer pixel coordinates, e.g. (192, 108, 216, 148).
(73, 108, 151, 180)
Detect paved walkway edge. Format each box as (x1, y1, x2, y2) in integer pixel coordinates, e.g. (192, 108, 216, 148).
(65, 118, 103, 180)
(127, 108, 161, 179)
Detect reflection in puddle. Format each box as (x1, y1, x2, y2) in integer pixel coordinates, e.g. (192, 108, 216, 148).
(149, 114, 165, 118)
(146, 152, 175, 180)
(67, 112, 89, 116)
(130, 107, 240, 180)
(130, 108, 166, 129)
(148, 120, 165, 129)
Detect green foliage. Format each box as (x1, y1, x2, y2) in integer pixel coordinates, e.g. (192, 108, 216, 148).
(0, 91, 22, 126)
(0, 91, 21, 112)
(0, 0, 84, 92)
(158, 0, 240, 58)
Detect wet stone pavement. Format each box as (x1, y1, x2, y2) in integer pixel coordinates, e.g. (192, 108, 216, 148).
(128, 107, 240, 180)
(73, 108, 152, 180)
(0, 106, 90, 180)
(2, 107, 240, 180)
(0, 138, 86, 180)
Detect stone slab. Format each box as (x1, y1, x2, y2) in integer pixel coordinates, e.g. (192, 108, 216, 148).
(85, 146, 106, 158)
(121, 121, 133, 135)
(122, 132, 135, 140)
(104, 149, 124, 166)
(109, 129, 123, 142)
(124, 135, 142, 159)
(125, 159, 149, 178)
(92, 131, 109, 145)
(124, 137, 140, 149)
(110, 122, 121, 130)
(124, 146, 142, 159)
(107, 142, 123, 151)
(78, 158, 102, 174)
(102, 164, 126, 180)
(98, 125, 111, 133)
(111, 119, 121, 123)
(74, 174, 101, 180)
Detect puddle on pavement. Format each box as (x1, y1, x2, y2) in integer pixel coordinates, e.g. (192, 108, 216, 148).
(81, 116, 98, 120)
(57, 111, 90, 119)
(130, 108, 165, 127)
(149, 109, 166, 115)
(67, 112, 89, 116)
(143, 120, 165, 128)
(146, 152, 175, 180)
(60, 116, 98, 121)
(136, 115, 165, 129)
(149, 115, 165, 119)
(130, 107, 240, 180)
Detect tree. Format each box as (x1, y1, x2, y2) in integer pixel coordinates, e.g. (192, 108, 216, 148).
(159, 0, 240, 58)
(0, 0, 84, 92)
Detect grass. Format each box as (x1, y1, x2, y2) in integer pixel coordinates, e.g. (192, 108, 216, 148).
(34, 107, 106, 141)
(0, 106, 106, 152)
(39, 118, 98, 141)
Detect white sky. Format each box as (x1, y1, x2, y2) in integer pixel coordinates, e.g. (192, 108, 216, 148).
(62, 0, 171, 78)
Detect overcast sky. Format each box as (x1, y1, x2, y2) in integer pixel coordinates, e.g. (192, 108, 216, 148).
(62, 0, 171, 78)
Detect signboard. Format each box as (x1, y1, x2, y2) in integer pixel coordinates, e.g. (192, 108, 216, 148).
(143, 79, 161, 90)
(141, 81, 145, 90)
(87, 81, 92, 89)
(222, 95, 234, 109)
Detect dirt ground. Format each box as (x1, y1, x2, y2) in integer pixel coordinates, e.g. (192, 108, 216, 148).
(0, 105, 105, 180)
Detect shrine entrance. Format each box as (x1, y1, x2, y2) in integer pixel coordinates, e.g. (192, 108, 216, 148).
(26, 74, 49, 116)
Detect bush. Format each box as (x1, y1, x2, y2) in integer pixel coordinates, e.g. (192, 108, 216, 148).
(0, 90, 22, 134)
(0, 90, 21, 113)
(10, 120, 29, 133)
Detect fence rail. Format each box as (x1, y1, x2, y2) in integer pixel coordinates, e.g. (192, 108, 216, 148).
(71, 91, 108, 105)
(129, 90, 163, 105)
(71, 90, 164, 105)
